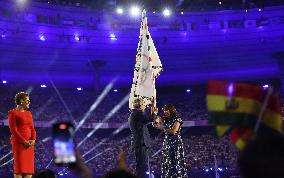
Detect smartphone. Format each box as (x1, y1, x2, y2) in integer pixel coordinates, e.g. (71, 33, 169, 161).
(52, 122, 76, 166)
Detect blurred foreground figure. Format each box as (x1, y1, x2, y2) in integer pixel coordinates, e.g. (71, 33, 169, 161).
(238, 130, 284, 178)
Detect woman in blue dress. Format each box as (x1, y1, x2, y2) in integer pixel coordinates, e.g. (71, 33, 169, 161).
(153, 104, 188, 178)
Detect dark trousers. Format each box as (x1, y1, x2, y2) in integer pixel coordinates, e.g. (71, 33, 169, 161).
(134, 145, 148, 178)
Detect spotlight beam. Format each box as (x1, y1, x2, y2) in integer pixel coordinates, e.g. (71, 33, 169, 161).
(0, 151, 12, 162)
(58, 148, 112, 175)
(48, 78, 117, 169)
(58, 96, 129, 174)
(0, 145, 7, 150)
(34, 97, 55, 119)
(50, 79, 78, 126)
(76, 94, 129, 148)
(84, 148, 112, 163)
(0, 158, 13, 168)
(75, 78, 117, 133)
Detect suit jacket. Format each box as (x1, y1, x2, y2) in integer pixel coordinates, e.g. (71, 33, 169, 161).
(128, 107, 152, 149)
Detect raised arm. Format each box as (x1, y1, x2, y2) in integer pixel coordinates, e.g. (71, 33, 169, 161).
(164, 121, 181, 135)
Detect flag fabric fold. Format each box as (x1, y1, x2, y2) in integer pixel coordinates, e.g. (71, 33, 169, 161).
(207, 80, 283, 149)
(129, 10, 163, 109)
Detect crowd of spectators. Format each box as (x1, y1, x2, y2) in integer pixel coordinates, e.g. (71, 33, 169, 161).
(0, 127, 238, 176)
(0, 86, 208, 123)
(1, 85, 282, 176)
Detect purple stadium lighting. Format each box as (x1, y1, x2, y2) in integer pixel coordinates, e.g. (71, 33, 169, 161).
(1, 31, 6, 38)
(245, 9, 248, 12)
(77, 87, 82, 91)
(219, 1, 222, 5)
(41, 84, 47, 88)
(16, 0, 27, 5)
(186, 89, 191, 93)
(130, 6, 140, 17)
(74, 34, 80, 41)
(39, 34, 45, 41)
(218, 168, 223, 171)
(153, 11, 156, 14)
(110, 33, 117, 41)
(116, 7, 123, 14)
(163, 8, 171, 17)
(262, 84, 269, 89)
(181, 11, 184, 15)
(258, 8, 262, 12)
(113, 89, 118, 92)
(2, 80, 7, 84)
(227, 82, 234, 96)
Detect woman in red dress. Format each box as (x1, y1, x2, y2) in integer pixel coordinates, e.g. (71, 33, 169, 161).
(8, 92, 36, 178)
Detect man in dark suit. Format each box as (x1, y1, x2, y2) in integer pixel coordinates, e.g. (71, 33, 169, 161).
(128, 98, 154, 178)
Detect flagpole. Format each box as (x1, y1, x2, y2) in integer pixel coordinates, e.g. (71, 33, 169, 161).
(254, 87, 273, 133)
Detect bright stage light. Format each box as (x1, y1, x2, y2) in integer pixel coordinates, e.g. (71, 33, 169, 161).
(130, 6, 140, 17)
(16, 0, 27, 5)
(1, 31, 6, 38)
(116, 7, 123, 14)
(39, 34, 45, 41)
(74, 34, 80, 41)
(262, 84, 269, 89)
(2, 80, 7, 84)
(163, 8, 171, 17)
(77, 87, 82, 91)
(110, 33, 117, 41)
(41, 84, 47, 88)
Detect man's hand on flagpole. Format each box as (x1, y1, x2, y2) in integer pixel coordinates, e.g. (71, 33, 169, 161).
(152, 107, 158, 115)
(153, 116, 163, 129)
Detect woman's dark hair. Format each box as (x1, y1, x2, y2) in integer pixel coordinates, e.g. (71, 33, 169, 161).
(15, 92, 29, 105)
(162, 104, 180, 118)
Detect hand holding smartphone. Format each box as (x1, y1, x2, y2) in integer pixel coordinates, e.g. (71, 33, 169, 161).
(52, 122, 76, 166)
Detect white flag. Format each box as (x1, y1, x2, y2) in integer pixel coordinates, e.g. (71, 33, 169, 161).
(129, 10, 163, 109)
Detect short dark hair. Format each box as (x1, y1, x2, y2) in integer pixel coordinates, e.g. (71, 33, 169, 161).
(15, 92, 29, 105)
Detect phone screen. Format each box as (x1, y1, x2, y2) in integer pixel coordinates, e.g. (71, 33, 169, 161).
(52, 122, 76, 165)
